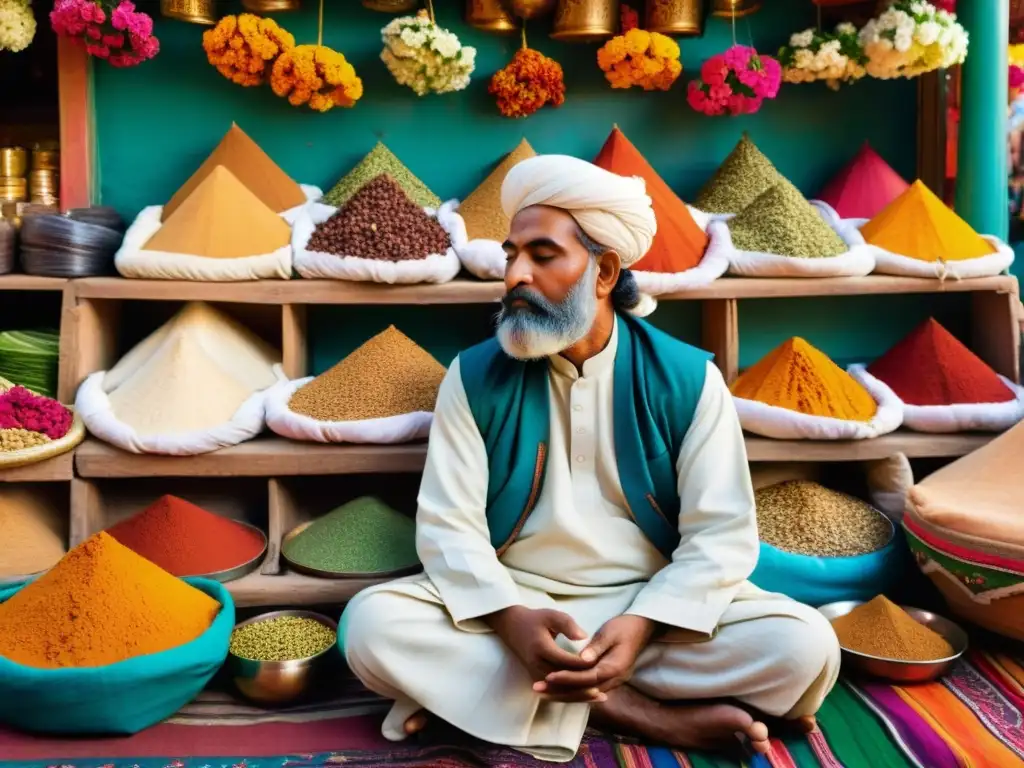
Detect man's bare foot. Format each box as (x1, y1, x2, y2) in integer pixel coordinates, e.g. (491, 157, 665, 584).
(591, 685, 770, 755)
(403, 711, 429, 735)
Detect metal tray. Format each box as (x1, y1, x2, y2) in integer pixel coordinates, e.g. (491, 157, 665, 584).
(281, 520, 422, 580)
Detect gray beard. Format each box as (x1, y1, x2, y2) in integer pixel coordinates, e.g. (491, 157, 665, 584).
(495, 259, 598, 361)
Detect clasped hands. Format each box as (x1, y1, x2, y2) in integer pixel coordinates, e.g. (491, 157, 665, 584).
(486, 606, 656, 704)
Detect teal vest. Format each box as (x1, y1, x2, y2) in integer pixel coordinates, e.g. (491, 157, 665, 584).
(459, 313, 712, 559)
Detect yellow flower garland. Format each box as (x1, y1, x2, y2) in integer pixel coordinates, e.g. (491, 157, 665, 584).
(597, 28, 681, 91)
(202, 14, 294, 87)
(270, 44, 363, 112)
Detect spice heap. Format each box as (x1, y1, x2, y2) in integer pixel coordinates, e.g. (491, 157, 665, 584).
(104, 302, 280, 437)
(0, 532, 221, 668)
(756, 481, 892, 557)
(323, 142, 440, 210)
(282, 496, 419, 575)
(0, 382, 73, 451)
(593, 127, 708, 274)
(694, 134, 784, 214)
(106, 495, 265, 577)
(0, 487, 66, 578)
(144, 166, 290, 259)
(728, 178, 847, 258)
(0, 329, 60, 398)
(831, 595, 955, 662)
(307, 176, 450, 263)
(230, 615, 336, 661)
(290, 326, 446, 422)
(732, 338, 877, 421)
(459, 139, 536, 243)
(816, 143, 910, 221)
(861, 180, 996, 262)
(162, 123, 306, 221)
(868, 318, 1014, 407)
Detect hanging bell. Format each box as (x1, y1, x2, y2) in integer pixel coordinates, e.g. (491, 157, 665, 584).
(466, 0, 517, 33)
(711, 0, 762, 18)
(241, 0, 300, 10)
(550, 0, 619, 42)
(645, 0, 705, 37)
(160, 0, 217, 24)
(509, 0, 557, 20)
(361, 0, 419, 11)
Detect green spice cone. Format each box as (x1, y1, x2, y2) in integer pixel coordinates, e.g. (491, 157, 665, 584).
(728, 178, 848, 258)
(323, 143, 441, 210)
(282, 496, 419, 575)
(695, 134, 784, 215)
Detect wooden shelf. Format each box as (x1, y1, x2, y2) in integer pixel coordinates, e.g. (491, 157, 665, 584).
(70, 274, 1019, 305)
(74, 432, 994, 479)
(0, 275, 68, 292)
(0, 452, 74, 482)
(227, 570, 389, 608)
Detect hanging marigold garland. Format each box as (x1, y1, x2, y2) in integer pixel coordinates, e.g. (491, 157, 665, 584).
(596, 5, 681, 91)
(489, 25, 564, 118)
(202, 14, 295, 87)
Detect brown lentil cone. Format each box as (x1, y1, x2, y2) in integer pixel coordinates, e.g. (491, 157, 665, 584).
(755, 480, 892, 557)
(309, 174, 451, 262)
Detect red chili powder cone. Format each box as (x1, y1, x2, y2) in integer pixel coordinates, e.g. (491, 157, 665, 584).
(105, 494, 265, 576)
(867, 318, 1014, 406)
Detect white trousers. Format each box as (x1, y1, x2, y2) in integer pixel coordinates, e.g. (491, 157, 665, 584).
(341, 575, 841, 763)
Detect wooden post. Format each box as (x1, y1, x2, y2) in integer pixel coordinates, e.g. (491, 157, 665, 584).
(702, 299, 739, 384)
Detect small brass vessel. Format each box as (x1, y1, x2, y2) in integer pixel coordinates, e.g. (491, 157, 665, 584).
(241, 0, 300, 11)
(645, 0, 704, 36)
(0, 148, 27, 178)
(31, 149, 59, 172)
(465, 0, 517, 33)
(511, 0, 557, 19)
(550, 0, 619, 42)
(160, 0, 217, 24)
(0, 178, 27, 204)
(361, 0, 418, 11)
(711, 0, 762, 18)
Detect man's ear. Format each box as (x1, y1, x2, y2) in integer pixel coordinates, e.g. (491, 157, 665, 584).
(596, 250, 621, 300)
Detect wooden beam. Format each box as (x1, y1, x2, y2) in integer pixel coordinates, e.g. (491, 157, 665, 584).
(56, 39, 94, 210)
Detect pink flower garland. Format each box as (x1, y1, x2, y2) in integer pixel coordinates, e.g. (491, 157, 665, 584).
(687, 45, 781, 117)
(1011, 64, 1024, 90)
(50, 0, 159, 67)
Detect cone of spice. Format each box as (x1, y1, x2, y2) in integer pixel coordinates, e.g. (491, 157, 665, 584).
(105, 495, 266, 578)
(0, 487, 66, 580)
(282, 497, 419, 576)
(323, 142, 440, 210)
(0, 532, 221, 668)
(830, 595, 955, 662)
(816, 143, 910, 221)
(694, 134, 784, 214)
(459, 139, 536, 244)
(727, 178, 847, 258)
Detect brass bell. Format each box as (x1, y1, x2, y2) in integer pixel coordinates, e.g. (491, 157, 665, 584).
(466, 0, 517, 33)
(550, 0, 619, 42)
(361, 0, 419, 11)
(160, 0, 217, 24)
(645, 0, 705, 37)
(711, 0, 762, 18)
(508, 0, 557, 20)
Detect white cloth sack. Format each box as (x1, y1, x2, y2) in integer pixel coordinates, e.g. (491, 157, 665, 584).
(75, 366, 283, 455)
(440, 200, 504, 281)
(114, 185, 321, 281)
(292, 201, 461, 284)
(631, 220, 729, 295)
(264, 377, 433, 444)
(850, 364, 1024, 433)
(733, 368, 903, 440)
(864, 453, 913, 522)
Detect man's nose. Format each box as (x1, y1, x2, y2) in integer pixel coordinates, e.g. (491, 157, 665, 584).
(504, 253, 534, 290)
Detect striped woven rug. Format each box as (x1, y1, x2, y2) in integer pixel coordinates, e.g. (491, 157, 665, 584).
(3, 649, 1023, 767)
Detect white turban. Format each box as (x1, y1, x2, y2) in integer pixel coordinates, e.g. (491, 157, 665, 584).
(500, 155, 657, 269)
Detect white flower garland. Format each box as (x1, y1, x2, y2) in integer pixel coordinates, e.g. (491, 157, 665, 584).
(859, 1, 968, 80)
(381, 10, 476, 96)
(0, 0, 36, 53)
(778, 23, 866, 91)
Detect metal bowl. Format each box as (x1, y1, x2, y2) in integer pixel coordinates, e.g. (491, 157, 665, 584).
(226, 609, 340, 706)
(818, 600, 969, 683)
(281, 520, 422, 580)
(0, 569, 47, 589)
(189, 522, 268, 584)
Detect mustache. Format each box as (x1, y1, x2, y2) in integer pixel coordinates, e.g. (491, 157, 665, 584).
(501, 286, 550, 314)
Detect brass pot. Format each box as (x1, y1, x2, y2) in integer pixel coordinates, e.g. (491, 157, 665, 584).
(550, 0, 618, 42)
(160, 0, 217, 24)
(31, 149, 59, 171)
(0, 178, 27, 204)
(646, 0, 704, 36)
(466, 0, 517, 33)
(510, 0, 557, 20)
(711, 0, 762, 18)
(361, 0, 418, 11)
(0, 148, 27, 178)
(241, 0, 300, 11)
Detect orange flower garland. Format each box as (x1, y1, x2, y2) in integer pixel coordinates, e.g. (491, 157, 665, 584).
(596, 5, 681, 91)
(270, 44, 363, 112)
(489, 39, 565, 118)
(202, 14, 294, 87)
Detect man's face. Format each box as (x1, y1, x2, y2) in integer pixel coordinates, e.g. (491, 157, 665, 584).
(495, 206, 599, 360)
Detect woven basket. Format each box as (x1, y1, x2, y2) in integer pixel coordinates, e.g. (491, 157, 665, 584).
(0, 376, 85, 469)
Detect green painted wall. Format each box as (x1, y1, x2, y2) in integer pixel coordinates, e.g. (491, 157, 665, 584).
(92, 0, 947, 373)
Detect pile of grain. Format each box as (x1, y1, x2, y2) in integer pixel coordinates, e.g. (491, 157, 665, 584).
(289, 326, 446, 422)
(0, 488, 66, 578)
(694, 134, 783, 214)
(756, 481, 892, 557)
(728, 179, 847, 258)
(459, 139, 536, 242)
(309, 175, 450, 262)
(831, 595, 955, 661)
(230, 615, 336, 662)
(323, 142, 441, 209)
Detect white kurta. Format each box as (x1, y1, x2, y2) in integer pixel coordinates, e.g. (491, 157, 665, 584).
(343, 324, 841, 762)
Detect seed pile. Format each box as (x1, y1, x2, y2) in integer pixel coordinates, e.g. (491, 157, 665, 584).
(282, 496, 419, 575)
(460, 139, 536, 242)
(756, 481, 892, 557)
(0, 428, 49, 451)
(0, 487, 66, 578)
(230, 615, 336, 662)
(309, 175, 450, 262)
(289, 326, 447, 422)
(323, 142, 441, 209)
(831, 595, 955, 661)
(694, 134, 783, 214)
(729, 179, 848, 258)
